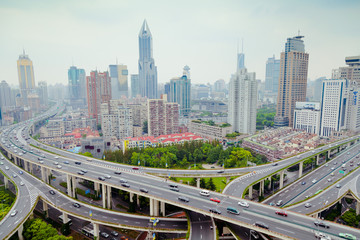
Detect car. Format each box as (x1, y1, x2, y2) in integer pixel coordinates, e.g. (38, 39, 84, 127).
(49, 190, 55, 195)
(336, 184, 342, 188)
(57, 165, 62, 169)
(54, 156, 59, 159)
(170, 187, 179, 192)
(250, 230, 260, 239)
(81, 169, 87, 173)
(178, 196, 190, 202)
(120, 179, 127, 183)
(132, 167, 139, 170)
(100, 232, 109, 238)
(169, 184, 178, 188)
(301, 181, 306, 185)
(315, 232, 331, 239)
(200, 190, 210, 197)
(254, 221, 269, 229)
(269, 202, 275, 206)
(217, 170, 224, 173)
(350, 163, 354, 167)
(350, 160, 354, 163)
(12, 174, 17, 178)
(314, 220, 330, 228)
(238, 201, 249, 208)
(73, 203, 81, 208)
(10, 210, 18, 217)
(210, 198, 221, 203)
(140, 188, 148, 193)
(305, 203, 312, 208)
(20, 181, 24, 186)
(77, 171, 84, 175)
(227, 207, 240, 215)
(98, 176, 105, 181)
(86, 158, 92, 162)
(111, 231, 119, 236)
(339, 233, 356, 240)
(327, 178, 332, 182)
(19, 170, 23, 175)
(105, 175, 111, 179)
(39, 160, 44, 164)
(312, 179, 317, 183)
(63, 161, 69, 164)
(325, 163, 329, 167)
(333, 162, 337, 165)
(121, 183, 130, 188)
(75, 162, 81, 165)
(331, 172, 335, 176)
(5, 166, 9, 170)
(272, 163, 278, 166)
(276, 200, 283, 206)
(114, 170, 122, 175)
(209, 208, 221, 214)
(0, 161, 3, 165)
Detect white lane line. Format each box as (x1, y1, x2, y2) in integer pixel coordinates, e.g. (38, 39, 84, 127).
(276, 227, 295, 234)
(135, 221, 140, 224)
(124, 220, 128, 222)
(239, 216, 251, 221)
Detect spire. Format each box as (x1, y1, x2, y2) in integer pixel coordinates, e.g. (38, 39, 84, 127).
(139, 19, 152, 37)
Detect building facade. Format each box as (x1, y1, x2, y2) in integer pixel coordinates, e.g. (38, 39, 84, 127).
(68, 66, 86, 106)
(293, 102, 320, 134)
(37, 81, 48, 106)
(109, 64, 129, 99)
(138, 20, 158, 99)
(169, 66, 191, 116)
(265, 56, 280, 95)
(188, 120, 232, 140)
(228, 68, 258, 134)
(275, 36, 309, 127)
(0, 81, 12, 109)
(332, 55, 360, 84)
(17, 50, 35, 103)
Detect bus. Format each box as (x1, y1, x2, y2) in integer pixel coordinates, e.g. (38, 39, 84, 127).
(58, 215, 72, 225)
(81, 224, 94, 238)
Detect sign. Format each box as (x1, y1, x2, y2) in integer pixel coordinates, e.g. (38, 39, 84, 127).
(89, 210, 92, 217)
(85, 189, 90, 194)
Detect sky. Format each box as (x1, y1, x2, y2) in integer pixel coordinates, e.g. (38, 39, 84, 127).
(0, 0, 360, 87)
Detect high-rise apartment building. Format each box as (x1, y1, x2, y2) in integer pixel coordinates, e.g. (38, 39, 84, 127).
(131, 74, 140, 98)
(169, 66, 191, 116)
(332, 55, 360, 84)
(37, 81, 48, 106)
(265, 56, 280, 95)
(68, 66, 86, 106)
(0, 81, 12, 109)
(293, 102, 320, 134)
(17, 50, 35, 103)
(86, 71, 111, 123)
(148, 98, 179, 137)
(275, 36, 309, 127)
(109, 64, 129, 99)
(228, 67, 258, 134)
(138, 20, 158, 99)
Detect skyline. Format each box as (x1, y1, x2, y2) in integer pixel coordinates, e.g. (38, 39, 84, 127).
(1, 0, 360, 87)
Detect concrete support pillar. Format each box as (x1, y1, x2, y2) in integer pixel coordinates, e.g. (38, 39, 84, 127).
(41, 166, 47, 183)
(196, 178, 200, 188)
(160, 201, 165, 217)
(153, 199, 159, 216)
(18, 224, 24, 240)
(267, 177, 272, 191)
(249, 185, 253, 199)
(71, 176, 76, 198)
(299, 161, 303, 178)
(146, 231, 154, 240)
(62, 212, 68, 224)
(356, 202, 360, 215)
(66, 174, 73, 198)
(4, 177, 9, 189)
(102, 184, 106, 208)
(94, 182, 100, 192)
(316, 154, 320, 165)
(259, 180, 264, 196)
(130, 192, 134, 203)
(24, 160, 28, 171)
(29, 163, 33, 174)
(107, 185, 112, 209)
(328, 150, 331, 159)
(279, 171, 284, 189)
(137, 194, 140, 207)
(150, 198, 154, 216)
(43, 201, 49, 218)
(93, 222, 99, 239)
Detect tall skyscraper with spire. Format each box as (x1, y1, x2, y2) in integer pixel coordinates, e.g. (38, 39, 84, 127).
(138, 20, 158, 99)
(237, 41, 245, 71)
(275, 35, 309, 127)
(17, 50, 35, 103)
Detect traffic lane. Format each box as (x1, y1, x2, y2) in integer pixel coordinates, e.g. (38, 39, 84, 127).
(188, 211, 214, 240)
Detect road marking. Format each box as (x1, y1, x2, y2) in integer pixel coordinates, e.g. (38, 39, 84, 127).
(135, 221, 140, 224)
(239, 216, 251, 221)
(276, 227, 295, 234)
(173, 224, 178, 226)
(201, 234, 202, 239)
(200, 225, 202, 229)
(124, 220, 128, 222)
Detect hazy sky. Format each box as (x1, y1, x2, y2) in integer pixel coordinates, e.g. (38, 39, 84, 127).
(1, 0, 360, 87)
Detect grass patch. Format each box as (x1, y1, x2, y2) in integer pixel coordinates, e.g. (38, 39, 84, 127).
(174, 177, 228, 192)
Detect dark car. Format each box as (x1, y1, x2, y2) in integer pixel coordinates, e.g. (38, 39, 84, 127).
(100, 232, 109, 238)
(77, 171, 84, 175)
(121, 183, 130, 188)
(114, 170, 122, 175)
(170, 187, 179, 192)
(98, 176, 105, 181)
(73, 203, 81, 208)
(209, 208, 221, 214)
(75, 162, 81, 165)
(49, 190, 55, 195)
(140, 188, 148, 193)
(314, 220, 330, 228)
(111, 231, 118, 236)
(63, 161, 69, 164)
(301, 181, 306, 185)
(81, 169, 88, 173)
(254, 221, 269, 229)
(178, 196, 189, 202)
(217, 170, 224, 173)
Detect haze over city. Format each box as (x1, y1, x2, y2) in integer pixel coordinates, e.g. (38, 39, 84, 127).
(1, 0, 360, 86)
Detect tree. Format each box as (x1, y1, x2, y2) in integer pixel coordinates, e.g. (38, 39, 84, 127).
(206, 178, 216, 191)
(143, 120, 148, 134)
(79, 152, 93, 157)
(200, 178, 206, 188)
(23, 218, 71, 240)
(190, 178, 197, 186)
(341, 209, 358, 227)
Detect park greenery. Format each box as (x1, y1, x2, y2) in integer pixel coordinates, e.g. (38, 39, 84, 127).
(0, 186, 15, 220)
(104, 140, 267, 169)
(341, 208, 360, 227)
(256, 105, 276, 130)
(23, 218, 72, 240)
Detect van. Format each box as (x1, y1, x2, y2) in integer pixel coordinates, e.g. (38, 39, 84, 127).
(276, 200, 283, 206)
(226, 207, 240, 215)
(200, 190, 210, 197)
(342, 164, 346, 168)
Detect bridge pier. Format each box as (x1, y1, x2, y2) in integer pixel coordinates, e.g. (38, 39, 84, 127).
(299, 161, 303, 178)
(154, 199, 159, 216)
(248, 185, 253, 199)
(66, 174, 73, 198)
(196, 178, 200, 188)
(161, 201, 165, 216)
(102, 183, 107, 208)
(279, 171, 284, 189)
(29, 163, 33, 174)
(41, 166, 47, 183)
(357, 201, 360, 215)
(24, 160, 28, 171)
(150, 198, 154, 216)
(107, 185, 112, 209)
(316, 154, 320, 166)
(137, 194, 140, 207)
(18, 223, 24, 240)
(328, 150, 331, 159)
(4, 177, 9, 189)
(43, 201, 49, 218)
(71, 175, 76, 198)
(130, 192, 134, 202)
(62, 212, 69, 224)
(259, 180, 264, 196)
(267, 177, 272, 191)
(93, 222, 99, 239)
(94, 182, 100, 196)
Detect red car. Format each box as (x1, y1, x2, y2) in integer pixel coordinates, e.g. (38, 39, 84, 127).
(132, 167, 139, 170)
(275, 210, 288, 217)
(210, 198, 221, 203)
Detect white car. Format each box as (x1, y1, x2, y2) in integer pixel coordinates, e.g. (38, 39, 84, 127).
(54, 162, 59, 165)
(315, 232, 331, 239)
(55, 156, 59, 159)
(5, 166, 9, 170)
(312, 179, 317, 183)
(57, 165, 62, 169)
(20, 181, 24, 186)
(105, 175, 111, 179)
(10, 210, 18, 217)
(238, 201, 249, 208)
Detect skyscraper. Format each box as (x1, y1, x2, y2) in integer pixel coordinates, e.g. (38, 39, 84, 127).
(169, 66, 191, 116)
(109, 64, 129, 99)
(131, 74, 140, 98)
(138, 20, 158, 99)
(332, 55, 360, 84)
(275, 35, 309, 127)
(17, 50, 35, 103)
(265, 56, 280, 95)
(68, 66, 86, 106)
(237, 52, 245, 71)
(37, 81, 48, 106)
(0, 80, 12, 109)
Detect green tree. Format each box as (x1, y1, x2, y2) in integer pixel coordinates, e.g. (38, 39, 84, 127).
(79, 152, 93, 157)
(200, 178, 206, 188)
(206, 178, 216, 191)
(143, 120, 148, 134)
(23, 218, 72, 240)
(190, 178, 197, 186)
(341, 209, 358, 227)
